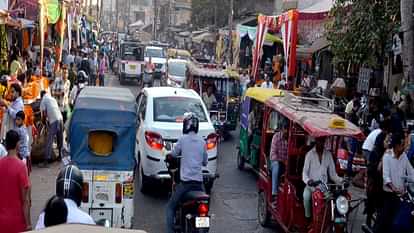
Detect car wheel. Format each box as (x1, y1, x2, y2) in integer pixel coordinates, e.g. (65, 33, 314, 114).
(139, 160, 150, 193)
(258, 191, 270, 227)
(237, 149, 245, 170)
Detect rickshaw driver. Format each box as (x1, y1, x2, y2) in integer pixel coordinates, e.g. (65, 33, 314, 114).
(202, 86, 217, 110)
(165, 113, 208, 233)
(302, 137, 344, 222)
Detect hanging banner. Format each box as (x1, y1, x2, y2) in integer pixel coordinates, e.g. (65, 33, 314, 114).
(55, 2, 66, 67)
(67, 10, 73, 51)
(46, 0, 60, 24)
(39, 0, 46, 77)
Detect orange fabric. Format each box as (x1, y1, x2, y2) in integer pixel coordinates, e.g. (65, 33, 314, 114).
(23, 105, 34, 126)
(22, 30, 29, 50)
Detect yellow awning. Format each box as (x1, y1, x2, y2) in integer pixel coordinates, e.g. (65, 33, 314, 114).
(245, 87, 284, 103)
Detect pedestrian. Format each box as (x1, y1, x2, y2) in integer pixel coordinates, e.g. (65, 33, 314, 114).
(0, 130, 32, 232)
(51, 65, 71, 123)
(345, 95, 360, 120)
(68, 62, 77, 90)
(14, 111, 31, 173)
(260, 74, 273, 89)
(239, 69, 250, 95)
(39, 91, 64, 167)
(98, 52, 106, 86)
(65, 49, 75, 66)
(78, 49, 90, 76)
(392, 86, 401, 105)
(88, 52, 98, 86)
(0, 83, 24, 140)
(44, 54, 55, 78)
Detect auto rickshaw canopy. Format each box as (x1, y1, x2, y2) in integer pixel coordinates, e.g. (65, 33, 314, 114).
(70, 87, 137, 171)
(245, 87, 284, 103)
(187, 61, 239, 80)
(265, 94, 365, 140)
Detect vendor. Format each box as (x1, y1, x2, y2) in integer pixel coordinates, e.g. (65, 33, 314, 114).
(202, 86, 217, 110)
(0, 83, 24, 139)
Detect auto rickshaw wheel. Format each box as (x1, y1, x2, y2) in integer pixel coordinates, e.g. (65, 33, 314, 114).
(237, 150, 245, 170)
(258, 191, 270, 227)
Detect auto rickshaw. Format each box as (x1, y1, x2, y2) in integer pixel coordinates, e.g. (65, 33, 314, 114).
(185, 61, 240, 137)
(237, 87, 284, 172)
(69, 87, 137, 229)
(255, 92, 365, 232)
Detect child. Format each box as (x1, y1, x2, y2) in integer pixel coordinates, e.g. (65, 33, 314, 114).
(15, 111, 31, 173)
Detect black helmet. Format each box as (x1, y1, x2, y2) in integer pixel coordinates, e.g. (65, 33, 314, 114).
(183, 113, 199, 134)
(56, 165, 83, 206)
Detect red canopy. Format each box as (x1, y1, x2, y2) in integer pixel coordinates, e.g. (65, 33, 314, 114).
(265, 96, 365, 140)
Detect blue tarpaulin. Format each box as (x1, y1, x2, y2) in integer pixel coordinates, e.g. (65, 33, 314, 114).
(69, 87, 137, 171)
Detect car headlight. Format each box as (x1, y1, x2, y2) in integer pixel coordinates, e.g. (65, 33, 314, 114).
(336, 195, 349, 215)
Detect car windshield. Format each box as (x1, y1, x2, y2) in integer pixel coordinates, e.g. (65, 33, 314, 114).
(154, 97, 207, 122)
(121, 45, 143, 60)
(168, 62, 186, 77)
(145, 48, 166, 58)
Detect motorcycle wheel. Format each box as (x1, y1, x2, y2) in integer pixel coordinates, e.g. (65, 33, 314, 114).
(258, 191, 271, 227)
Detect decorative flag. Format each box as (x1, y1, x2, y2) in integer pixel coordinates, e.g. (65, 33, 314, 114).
(46, 0, 60, 24)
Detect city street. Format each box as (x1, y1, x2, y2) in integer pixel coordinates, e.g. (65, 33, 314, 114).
(29, 74, 273, 233)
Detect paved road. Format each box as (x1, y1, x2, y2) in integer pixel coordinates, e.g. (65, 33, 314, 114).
(30, 74, 365, 233)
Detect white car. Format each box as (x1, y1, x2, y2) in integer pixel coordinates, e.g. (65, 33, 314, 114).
(166, 59, 187, 87)
(136, 87, 218, 193)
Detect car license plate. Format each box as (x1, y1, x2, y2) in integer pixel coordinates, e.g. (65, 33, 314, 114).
(195, 217, 210, 228)
(129, 64, 136, 70)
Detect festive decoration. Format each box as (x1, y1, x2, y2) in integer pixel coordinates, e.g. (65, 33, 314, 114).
(55, 2, 66, 67)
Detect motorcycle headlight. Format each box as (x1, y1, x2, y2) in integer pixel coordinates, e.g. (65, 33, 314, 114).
(336, 195, 349, 215)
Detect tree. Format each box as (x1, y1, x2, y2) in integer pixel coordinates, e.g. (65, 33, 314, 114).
(400, 0, 414, 83)
(326, 0, 400, 75)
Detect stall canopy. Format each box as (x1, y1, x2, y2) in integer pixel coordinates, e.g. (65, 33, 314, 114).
(252, 10, 299, 81)
(237, 24, 283, 45)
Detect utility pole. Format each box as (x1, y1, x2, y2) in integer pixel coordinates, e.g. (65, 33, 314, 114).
(153, 0, 157, 40)
(401, 0, 414, 83)
(116, 0, 119, 33)
(228, 0, 234, 66)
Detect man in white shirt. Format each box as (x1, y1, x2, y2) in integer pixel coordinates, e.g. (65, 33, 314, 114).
(202, 86, 217, 110)
(302, 137, 343, 219)
(373, 133, 414, 233)
(39, 91, 64, 168)
(345, 95, 360, 118)
(260, 74, 273, 89)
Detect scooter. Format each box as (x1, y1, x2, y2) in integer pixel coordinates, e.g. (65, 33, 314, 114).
(165, 154, 212, 233)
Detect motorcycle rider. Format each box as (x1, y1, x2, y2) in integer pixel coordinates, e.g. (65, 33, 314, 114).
(165, 113, 208, 233)
(69, 70, 88, 110)
(373, 133, 414, 233)
(35, 165, 95, 229)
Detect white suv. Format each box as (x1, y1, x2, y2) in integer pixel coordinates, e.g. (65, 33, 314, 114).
(136, 87, 218, 193)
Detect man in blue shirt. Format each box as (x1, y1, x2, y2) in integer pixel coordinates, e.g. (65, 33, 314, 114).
(165, 113, 208, 233)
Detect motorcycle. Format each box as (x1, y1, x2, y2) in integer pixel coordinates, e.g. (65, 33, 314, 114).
(311, 180, 351, 233)
(165, 155, 212, 233)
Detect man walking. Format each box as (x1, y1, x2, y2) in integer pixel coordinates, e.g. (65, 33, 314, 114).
(40, 91, 63, 167)
(51, 66, 71, 123)
(98, 52, 106, 86)
(0, 130, 32, 232)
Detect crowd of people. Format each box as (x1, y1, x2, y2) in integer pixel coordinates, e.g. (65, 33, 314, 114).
(0, 42, 109, 232)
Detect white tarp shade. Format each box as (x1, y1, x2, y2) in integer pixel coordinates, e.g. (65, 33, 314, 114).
(299, 0, 333, 13)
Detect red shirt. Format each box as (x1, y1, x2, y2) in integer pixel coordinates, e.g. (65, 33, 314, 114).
(0, 156, 30, 233)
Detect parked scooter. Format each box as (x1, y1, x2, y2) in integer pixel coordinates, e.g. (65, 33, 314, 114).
(165, 154, 212, 233)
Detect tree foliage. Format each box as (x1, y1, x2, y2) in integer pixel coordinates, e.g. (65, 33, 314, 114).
(326, 0, 400, 73)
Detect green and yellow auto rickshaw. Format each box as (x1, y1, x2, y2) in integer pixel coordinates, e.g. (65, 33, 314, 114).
(185, 61, 240, 137)
(237, 87, 284, 172)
